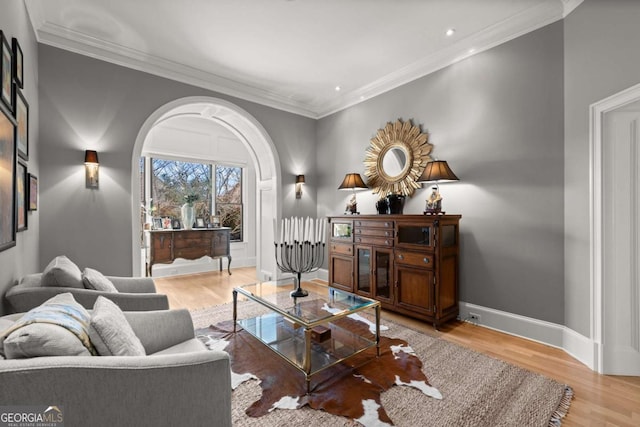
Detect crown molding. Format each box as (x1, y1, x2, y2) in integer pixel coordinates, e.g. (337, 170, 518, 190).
(26, 0, 574, 120)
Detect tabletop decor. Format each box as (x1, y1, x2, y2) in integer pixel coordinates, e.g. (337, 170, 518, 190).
(274, 216, 326, 297)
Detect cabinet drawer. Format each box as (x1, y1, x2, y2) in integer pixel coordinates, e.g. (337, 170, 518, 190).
(330, 242, 353, 255)
(395, 250, 434, 268)
(353, 220, 393, 229)
(354, 228, 394, 238)
(354, 236, 393, 247)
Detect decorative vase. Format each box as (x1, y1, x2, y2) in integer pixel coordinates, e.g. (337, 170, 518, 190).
(375, 198, 389, 215)
(386, 194, 405, 214)
(181, 203, 195, 230)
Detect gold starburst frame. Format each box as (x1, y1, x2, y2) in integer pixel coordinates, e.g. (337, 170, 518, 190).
(364, 119, 433, 197)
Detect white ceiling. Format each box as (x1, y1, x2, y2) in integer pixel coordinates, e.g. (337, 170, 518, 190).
(25, 0, 581, 118)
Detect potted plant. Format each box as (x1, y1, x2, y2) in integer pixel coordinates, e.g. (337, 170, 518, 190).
(181, 194, 199, 230)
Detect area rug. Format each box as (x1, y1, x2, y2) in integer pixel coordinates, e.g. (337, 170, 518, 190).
(192, 303, 573, 427)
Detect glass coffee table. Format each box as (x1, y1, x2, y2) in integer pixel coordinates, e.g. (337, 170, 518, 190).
(233, 278, 381, 392)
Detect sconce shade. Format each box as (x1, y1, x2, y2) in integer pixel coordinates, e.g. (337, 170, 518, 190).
(84, 150, 99, 164)
(296, 174, 305, 184)
(417, 160, 459, 183)
(338, 173, 368, 190)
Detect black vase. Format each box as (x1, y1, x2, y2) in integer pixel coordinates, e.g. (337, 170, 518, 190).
(387, 194, 405, 214)
(375, 198, 389, 214)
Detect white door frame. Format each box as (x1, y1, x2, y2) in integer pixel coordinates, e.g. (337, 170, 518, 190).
(130, 96, 282, 279)
(590, 82, 640, 373)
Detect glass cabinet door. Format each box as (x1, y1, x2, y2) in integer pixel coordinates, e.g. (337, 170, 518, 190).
(356, 246, 371, 295)
(374, 248, 393, 303)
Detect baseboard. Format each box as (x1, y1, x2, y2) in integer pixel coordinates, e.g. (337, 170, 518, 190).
(459, 302, 595, 370)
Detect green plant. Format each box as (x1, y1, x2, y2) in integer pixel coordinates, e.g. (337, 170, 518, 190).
(184, 193, 199, 206)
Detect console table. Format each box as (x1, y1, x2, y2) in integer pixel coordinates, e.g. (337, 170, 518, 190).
(146, 228, 232, 276)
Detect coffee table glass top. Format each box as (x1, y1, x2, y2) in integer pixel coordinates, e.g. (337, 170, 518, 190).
(234, 278, 377, 327)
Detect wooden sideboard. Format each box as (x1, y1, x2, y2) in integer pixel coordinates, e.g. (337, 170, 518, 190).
(146, 228, 232, 276)
(328, 215, 461, 328)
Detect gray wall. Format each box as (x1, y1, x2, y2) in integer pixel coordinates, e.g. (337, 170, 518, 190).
(0, 2, 40, 315)
(38, 45, 316, 277)
(563, 0, 640, 336)
(317, 22, 565, 324)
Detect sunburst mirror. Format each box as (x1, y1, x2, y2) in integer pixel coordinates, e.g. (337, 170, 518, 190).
(364, 119, 433, 197)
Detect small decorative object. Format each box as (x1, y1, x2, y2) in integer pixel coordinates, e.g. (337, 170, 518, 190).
(0, 31, 13, 112)
(162, 217, 172, 229)
(172, 219, 181, 229)
(274, 217, 326, 298)
(364, 119, 433, 197)
(338, 173, 368, 215)
(181, 193, 199, 230)
(417, 160, 460, 214)
(17, 160, 27, 231)
(375, 197, 389, 214)
(0, 103, 16, 252)
(211, 215, 221, 227)
(387, 193, 405, 214)
(195, 217, 205, 228)
(152, 218, 162, 230)
(28, 173, 37, 211)
(14, 88, 28, 160)
(11, 37, 23, 89)
(311, 325, 331, 343)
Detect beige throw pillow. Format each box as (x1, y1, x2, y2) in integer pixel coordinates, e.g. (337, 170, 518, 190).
(41, 255, 83, 288)
(89, 296, 146, 356)
(82, 268, 118, 293)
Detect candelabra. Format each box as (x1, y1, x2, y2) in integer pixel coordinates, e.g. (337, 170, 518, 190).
(274, 217, 326, 298)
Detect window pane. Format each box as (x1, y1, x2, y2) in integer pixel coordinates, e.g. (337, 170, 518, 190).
(215, 165, 243, 241)
(152, 159, 213, 220)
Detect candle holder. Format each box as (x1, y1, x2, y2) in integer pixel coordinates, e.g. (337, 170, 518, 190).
(274, 217, 326, 298)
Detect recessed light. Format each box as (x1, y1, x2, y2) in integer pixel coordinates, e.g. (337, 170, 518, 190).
(335, 86, 341, 92)
(446, 28, 456, 37)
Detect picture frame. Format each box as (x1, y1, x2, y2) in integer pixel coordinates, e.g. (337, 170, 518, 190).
(28, 173, 37, 211)
(152, 217, 162, 230)
(162, 217, 172, 230)
(17, 160, 27, 231)
(14, 87, 27, 160)
(172, 219, 181, 229)
(0, 31, 13, 112)
(11, 37, 22, 89)
(195, 217, 205, 228)
(0, 102, 16, 252)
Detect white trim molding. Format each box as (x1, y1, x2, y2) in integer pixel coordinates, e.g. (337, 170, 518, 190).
(459, 302, 596, 370)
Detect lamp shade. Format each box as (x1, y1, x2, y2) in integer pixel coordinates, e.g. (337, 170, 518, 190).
(84, 150, 99, 164)
(417, 160, 459, 183)
(338, 173, 368, 190)
(296, 174, 305, 184)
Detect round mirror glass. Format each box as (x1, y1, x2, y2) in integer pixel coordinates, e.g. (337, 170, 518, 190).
(381, 147, 408, 180)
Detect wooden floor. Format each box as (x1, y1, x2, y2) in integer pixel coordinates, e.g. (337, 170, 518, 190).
(154, 268, 640, 427)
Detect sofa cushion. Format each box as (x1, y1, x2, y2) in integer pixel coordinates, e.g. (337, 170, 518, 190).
(89, 297, 146, 356)
(151, 338, 207, 356)
(82, 268, 118, 293)
(42, 255, 83, 289)
(0, 293, 94, 358)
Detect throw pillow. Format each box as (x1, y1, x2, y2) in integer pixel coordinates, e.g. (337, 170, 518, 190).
(41, 255, 83, 288)
(89, 296, 146, 356)
(82, 268, 118, 293)
(0, 293, 95, 358)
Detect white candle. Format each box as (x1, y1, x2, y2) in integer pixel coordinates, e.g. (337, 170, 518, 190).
(280, 219, 284, 243)
(321, 218, 326, 244)
(294, 217, 298, 241)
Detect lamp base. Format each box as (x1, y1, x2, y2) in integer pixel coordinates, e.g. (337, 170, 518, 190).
(424, 210, 445, 215)
(290, 288, 309, 298)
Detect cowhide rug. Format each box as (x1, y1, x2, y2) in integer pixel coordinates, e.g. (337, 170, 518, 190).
(197, 315, 442, 426)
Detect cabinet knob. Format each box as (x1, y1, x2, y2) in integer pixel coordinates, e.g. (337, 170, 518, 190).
(398, 254, 404, 260)
(384, 222, 390, 227)
(423, 257, 429, 264)
(385, 240, 390, 245)
(385, 231, 389, 236)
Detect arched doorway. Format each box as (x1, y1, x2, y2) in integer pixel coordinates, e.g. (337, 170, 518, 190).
(130, 96, 281, 279)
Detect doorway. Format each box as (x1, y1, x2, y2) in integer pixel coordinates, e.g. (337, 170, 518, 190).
(591, 83, 640, 375)
(130, 97, 282, 281)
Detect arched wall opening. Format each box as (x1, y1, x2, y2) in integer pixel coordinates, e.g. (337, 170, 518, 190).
(130, 96, 282, 279)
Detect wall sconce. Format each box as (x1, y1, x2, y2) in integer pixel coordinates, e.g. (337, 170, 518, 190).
(417, 160, 459, 214)
(338, 173, 368, 214)
(295, 174, 305, 199)
(84, 150, 99, 189)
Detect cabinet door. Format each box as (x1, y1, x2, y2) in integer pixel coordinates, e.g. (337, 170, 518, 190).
(329, 255, 354, 292)
(151, 232, 173, 263)
(395, 264, 435, 316)
(373, 247, 394, 304)
(355, 245, 372, 296)
(212, 229, 230, 257)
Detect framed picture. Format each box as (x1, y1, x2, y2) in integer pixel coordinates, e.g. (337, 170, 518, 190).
(11, 38, 22, 89)
(0, 103, 16, 252)
(162, 217, 172, 229)
(16, 160, 26, 231)
(152, 217, 162, 230)
(28, 173, 37, 211)
(0, 31, 13, 112)
(196, 217, 205, 228)
(172, 219, 181, 229)
(14, 88, 27, 160)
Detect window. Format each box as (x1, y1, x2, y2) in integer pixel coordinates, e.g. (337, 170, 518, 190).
(146, 157, 243, 242)
(215, 165, 243, 241)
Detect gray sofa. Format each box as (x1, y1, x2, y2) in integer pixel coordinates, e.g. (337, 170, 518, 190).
(6, 273, 169, 312)
(0, 308, 231, 427)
